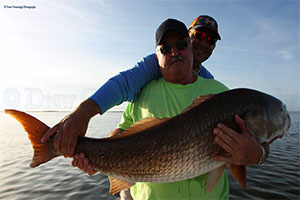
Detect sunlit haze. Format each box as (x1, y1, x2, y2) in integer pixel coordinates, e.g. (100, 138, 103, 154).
(1, 0, 299, 111)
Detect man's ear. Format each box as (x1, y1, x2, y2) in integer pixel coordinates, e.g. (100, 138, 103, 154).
(188, 29, 194, 38)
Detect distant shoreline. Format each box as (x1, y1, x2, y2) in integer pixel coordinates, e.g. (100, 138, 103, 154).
(0, 110, 125, 113)
(0, 110, 299, 113)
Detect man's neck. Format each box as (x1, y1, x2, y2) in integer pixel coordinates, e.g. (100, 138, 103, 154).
(165, 74, 198, 85)
(192, 62, 202, 73)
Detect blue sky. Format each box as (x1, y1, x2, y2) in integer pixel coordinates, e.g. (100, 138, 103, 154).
(0, 0, 299, 111)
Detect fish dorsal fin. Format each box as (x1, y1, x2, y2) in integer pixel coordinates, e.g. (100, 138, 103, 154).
(108, 176, 134, 194)
(183, 94, 214, 113)
(229, 164, 247, 189)
(205, 165, 226, 194)
(111, 117, 169, 139)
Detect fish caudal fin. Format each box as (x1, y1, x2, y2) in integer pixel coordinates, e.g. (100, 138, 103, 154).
(5, 109, 57, 168)
(108, 176, 134, 194)
(229, 164, 247, 188)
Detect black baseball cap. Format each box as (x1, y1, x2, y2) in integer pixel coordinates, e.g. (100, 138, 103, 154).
(155, 18, 189, 46)
(188, 15, 221, 40)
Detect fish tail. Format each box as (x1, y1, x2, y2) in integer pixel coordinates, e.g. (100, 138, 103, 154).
(5, 109, 58, 168)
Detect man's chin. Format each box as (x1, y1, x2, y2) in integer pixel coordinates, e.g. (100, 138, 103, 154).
(193, 58, 203, 66)
(194, 55, 209, 64)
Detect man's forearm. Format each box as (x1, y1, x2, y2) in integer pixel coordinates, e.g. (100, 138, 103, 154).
(76, 98, 101, 120)
(89, 54, 161, 114)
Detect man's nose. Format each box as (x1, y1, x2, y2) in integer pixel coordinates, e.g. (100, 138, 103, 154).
(170, 46, 180, 56)
(198, 38, 209, 47)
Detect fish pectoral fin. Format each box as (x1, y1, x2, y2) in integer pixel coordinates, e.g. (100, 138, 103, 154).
(183, 94, 214, 113)
(110, 117, 169, 139)
(205, 165, 226, 194)
(108, 176, 134, 195)
(229, 164, 247, 189)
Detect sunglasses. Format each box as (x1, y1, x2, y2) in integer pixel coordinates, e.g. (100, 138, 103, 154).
(193, 30, 217, 45)
(159, 39, 190, 55)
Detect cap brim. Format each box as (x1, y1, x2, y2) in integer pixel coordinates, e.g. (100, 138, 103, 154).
(157, 28, 190, 45)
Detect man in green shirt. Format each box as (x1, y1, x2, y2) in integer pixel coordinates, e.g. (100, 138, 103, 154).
(108, 18, 229, 200)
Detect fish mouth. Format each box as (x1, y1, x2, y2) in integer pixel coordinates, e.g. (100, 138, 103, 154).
(268, 112, 291, 144)
(286, 113, 291, 130)
(280, 112, 291, 136)
(283, 112, 291, 135)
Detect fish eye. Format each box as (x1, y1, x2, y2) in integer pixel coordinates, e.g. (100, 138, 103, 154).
(281, 104, 287, 112)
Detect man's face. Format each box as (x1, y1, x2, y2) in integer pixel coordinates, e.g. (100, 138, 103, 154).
(189, 27, 217, 65)
(156, 31, 195, 84)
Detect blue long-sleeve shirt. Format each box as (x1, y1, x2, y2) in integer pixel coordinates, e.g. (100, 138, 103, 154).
(90, 53, 214, 114)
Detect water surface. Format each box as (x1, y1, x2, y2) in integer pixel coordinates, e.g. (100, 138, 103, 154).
(0, 111, 299, 199)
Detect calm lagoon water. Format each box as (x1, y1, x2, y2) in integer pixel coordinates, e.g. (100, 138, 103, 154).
(0, 111, 299, 200)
